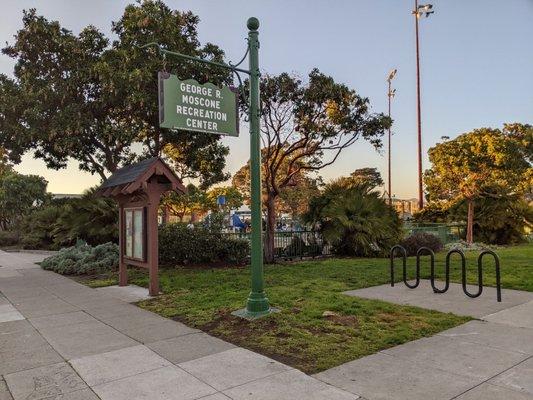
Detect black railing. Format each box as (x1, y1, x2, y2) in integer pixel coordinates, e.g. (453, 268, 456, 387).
(390, 246, 502, 302)
(226, 230, 332, 260)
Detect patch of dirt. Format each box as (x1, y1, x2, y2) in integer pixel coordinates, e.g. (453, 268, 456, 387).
(376, 312, 399, 323)
(323, 313, 359, 329)
(195, 311, 316, 372)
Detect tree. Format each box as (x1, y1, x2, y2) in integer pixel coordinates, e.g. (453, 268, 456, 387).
(0, 171, 49, 230)
(205, 186, 244, 212)
(0, 148, 12, 176)
(334, 167, 384, 191)
(232, 158, 321, 219)
(449, 193, 532, 245)
(503, 123, 533, 163)
(277, 175, 322, 220)
(239, 71, 390, 261)
(424, 127, 531, 244)
(0, 2, 230, 186)
(161, 183, 207, 222)
(305, 178, 402, 257)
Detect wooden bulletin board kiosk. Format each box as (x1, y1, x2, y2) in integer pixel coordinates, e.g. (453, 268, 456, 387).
(98, 157, 185, 296)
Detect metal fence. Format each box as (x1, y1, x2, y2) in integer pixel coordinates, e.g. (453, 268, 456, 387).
(403, 222, 465, 244)
(226, 230, 333, 260)
(225, 224, 464, 261)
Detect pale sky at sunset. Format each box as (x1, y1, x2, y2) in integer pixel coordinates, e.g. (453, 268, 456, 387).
(1, 0, 532, 198)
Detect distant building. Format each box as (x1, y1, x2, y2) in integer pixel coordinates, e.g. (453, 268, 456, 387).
(51, 193, 83, 200)
(383, 193, 420, 220)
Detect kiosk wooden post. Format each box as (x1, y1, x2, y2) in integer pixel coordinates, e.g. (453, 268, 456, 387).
(98, 157, 185, 296)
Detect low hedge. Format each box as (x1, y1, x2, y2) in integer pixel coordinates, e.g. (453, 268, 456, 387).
(41, 242, 118, 275)
(159, 223, 249, 265)
(0, 230, 20, 247)
(399, 232, 444, 256)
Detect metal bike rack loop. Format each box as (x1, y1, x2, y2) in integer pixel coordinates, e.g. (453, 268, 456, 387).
(390, 245, 420, 289)
(478, 250, 502, 302)
(389, 246, 502, 302)
(390, 245, 406, 287)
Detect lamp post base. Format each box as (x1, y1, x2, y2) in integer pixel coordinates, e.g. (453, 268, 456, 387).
(232, 306, 279, 320)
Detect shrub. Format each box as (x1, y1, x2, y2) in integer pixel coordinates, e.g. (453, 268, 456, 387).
(41, 242, 118, 275)
(283, 236, 306, 257)
(305, 183, 403, 257)
(19, 205, 62, 249)
(158, 223, 249, 266)
(0, 230, 19, 246)
(399, 232, 444, 256)
(279, 235, 323, 259)
(444, 240, 495, 252)
(19, 188, 118, 250)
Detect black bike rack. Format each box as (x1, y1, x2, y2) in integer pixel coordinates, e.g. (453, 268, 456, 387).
(390, 246, 502, 302)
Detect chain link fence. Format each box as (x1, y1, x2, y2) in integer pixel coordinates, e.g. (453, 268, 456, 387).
(403, 222, 465, 244)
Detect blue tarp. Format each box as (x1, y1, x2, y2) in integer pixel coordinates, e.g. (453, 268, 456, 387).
(231, 213, 246, 229)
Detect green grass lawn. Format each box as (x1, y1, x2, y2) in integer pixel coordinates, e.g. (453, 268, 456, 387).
(80, 243, 532, 374)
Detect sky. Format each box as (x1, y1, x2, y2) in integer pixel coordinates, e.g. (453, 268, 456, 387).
(1, 0, 532, 198)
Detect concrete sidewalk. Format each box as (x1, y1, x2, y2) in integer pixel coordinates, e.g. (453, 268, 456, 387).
(2, 251, 532, 400)
(0, 251, 359, 400)
(315, 281, 533, 400)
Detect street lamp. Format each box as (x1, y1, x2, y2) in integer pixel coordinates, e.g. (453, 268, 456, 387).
(412, 1, 433, 209)
(387, 68, 397, 205)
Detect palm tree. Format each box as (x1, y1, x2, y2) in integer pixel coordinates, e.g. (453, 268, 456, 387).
(306, 180, 402, 257)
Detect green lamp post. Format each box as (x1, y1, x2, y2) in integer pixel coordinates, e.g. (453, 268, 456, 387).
(141, 17, 273, 319)
(233, 17, 274, 319)
(247, 17, 270, 314)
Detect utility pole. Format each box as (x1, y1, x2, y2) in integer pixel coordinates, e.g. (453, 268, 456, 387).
(413, 1, 433, 209)
(387, 69, 397, 204)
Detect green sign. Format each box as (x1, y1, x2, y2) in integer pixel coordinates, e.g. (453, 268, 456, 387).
(158, 72, 239, 136)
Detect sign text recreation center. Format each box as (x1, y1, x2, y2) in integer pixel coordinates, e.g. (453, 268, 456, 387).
(158, 72, 239, 136)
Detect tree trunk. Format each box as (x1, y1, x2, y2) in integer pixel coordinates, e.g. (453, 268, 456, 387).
(161, 206, 169, 225)
(466, 199, 474, 244)
(191, 212, 198, 223)
(265, 195, 277, 263)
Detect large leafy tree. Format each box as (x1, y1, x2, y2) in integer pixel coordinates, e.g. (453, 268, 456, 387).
(0, 171, 49, 230)
(161, 183, 208, 222)
(450, 194, 533, 245)
(424, 127, 531, 244)
(205, 186, 244, 212)
(0, 1, 230, 185)
(277, 175, 322, 221)
(232, 156, 321, 219)
(238, 70, 390, 261)
(0, 148, 12, 176)
(334, 167, 384, 191)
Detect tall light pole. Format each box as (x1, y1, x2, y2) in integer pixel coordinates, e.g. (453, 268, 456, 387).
(387, 69, 397, 204)
(413, 1, 433, 209)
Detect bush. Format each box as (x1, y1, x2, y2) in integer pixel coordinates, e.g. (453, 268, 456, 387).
(279, 235, 323, 259)
(444, 240, 495, 252)
(283, 236, 306, 257)
(159, 223, 249, 266)
(0, 230, 19, 246)
(19, 188, 118, 250)
(19, 205, 62, 249)
(41, 242, 118, 275)
(399, 232, 444, 256)
(305, 183, 403, 257)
